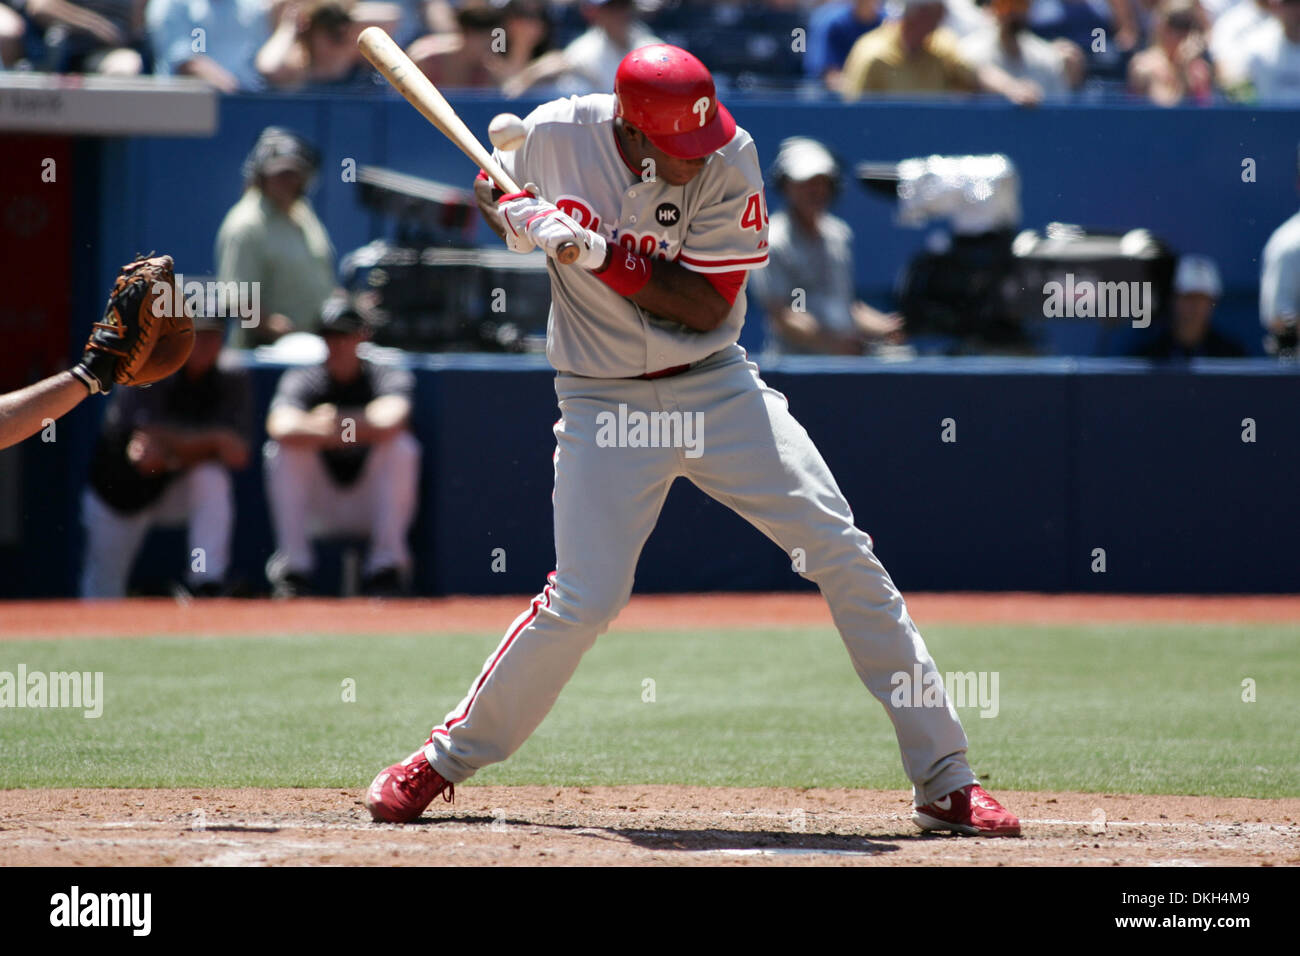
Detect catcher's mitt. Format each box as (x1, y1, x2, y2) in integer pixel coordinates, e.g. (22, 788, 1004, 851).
(72, 254, 195, 395)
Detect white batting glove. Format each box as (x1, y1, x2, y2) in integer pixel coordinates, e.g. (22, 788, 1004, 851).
(525, 209, 608, 270)
(497, 185, 547, 254)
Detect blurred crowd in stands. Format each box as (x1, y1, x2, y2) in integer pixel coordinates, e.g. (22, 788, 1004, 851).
(1, 0, 1298, 104)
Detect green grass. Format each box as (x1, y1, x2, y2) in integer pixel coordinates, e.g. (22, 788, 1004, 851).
(0, 622, 1295, 796)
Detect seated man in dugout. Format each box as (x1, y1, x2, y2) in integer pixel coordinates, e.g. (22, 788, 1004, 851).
(80, 314, 253, 598)
(263, 294, 420, 598)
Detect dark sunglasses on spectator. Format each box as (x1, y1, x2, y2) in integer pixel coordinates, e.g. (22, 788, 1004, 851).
(1167, 15, 1195, 29)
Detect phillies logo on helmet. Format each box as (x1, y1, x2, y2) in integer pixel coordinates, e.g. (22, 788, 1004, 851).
(692, 97, 710, 127)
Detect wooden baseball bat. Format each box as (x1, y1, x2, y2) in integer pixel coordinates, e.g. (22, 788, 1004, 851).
(357, 26, 580, 265)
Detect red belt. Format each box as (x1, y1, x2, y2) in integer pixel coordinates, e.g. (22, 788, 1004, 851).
(636, 363, 692, 380)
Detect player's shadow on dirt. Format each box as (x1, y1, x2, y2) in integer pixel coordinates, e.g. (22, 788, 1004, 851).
(418, 814, 902, 857)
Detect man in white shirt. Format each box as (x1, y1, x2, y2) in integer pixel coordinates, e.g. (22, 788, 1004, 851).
(503, 0, 659, 96)
(1261, 150, 1300, 355)
(1239, 0, 1300, 103)
(754, 137, 903, 354)
(1211, 0, 1274, 85)
(960, 0, 1083, 95)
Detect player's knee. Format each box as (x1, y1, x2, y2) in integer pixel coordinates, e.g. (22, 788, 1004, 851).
(188, 462, 232, 498)
(264, 439, 313, 476)
(372, 430, 421, 471)
(798, 529, 879, 581)
(545, 577, 630, 633)
(391, 430, 420, 461)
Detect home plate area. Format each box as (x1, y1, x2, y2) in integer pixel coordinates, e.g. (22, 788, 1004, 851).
(2, 787, 1296, 867)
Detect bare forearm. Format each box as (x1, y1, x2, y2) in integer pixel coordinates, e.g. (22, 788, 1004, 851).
(977, 63, 1019, 99)
(178, 55, 240, 91)
(0, 372, 88, 451)
(256, 19, 301, 84)
(772, 307, 857, 354)
(476, 177, 508, 239)
(333, 401, 408, 444)
(627, 258, 730, 332)
(267, 407, 331, 446)
(504, 51, 570, 95)
(362, 395, 410, 433)
(28, 0, 115, 36)
(141, 426, 246, 465)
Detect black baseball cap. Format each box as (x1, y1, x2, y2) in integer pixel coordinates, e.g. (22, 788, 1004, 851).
(318, 293, 367, 335)
(243, 127, 320, 181)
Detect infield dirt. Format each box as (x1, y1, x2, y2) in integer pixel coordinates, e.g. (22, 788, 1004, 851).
(2, 787, 1297, 867)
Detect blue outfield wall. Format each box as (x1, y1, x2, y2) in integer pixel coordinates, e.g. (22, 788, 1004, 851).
(4, 357, 1297, 598)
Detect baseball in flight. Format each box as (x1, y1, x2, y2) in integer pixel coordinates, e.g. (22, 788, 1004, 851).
(488, 113, 527, 151)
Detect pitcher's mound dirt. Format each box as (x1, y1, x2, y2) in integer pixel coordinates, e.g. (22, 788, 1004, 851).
(2, 787, 1296, 867)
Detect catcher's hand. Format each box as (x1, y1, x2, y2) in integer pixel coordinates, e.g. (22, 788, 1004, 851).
(72, 254, 195, 395)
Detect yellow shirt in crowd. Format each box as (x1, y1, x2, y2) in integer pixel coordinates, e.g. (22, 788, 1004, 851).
(841, 20, 979, 100)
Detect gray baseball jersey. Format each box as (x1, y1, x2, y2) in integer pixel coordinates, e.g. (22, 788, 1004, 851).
(493, 94, 770, 378)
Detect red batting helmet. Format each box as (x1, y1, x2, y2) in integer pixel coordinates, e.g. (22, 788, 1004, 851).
(614, 45, 736, 160)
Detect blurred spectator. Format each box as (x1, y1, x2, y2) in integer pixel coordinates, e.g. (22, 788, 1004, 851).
(407, 0, 502, 88)
(806, 0, 885, 92)
(1211, 0, 1273, 88)
(394, 0, 456, 44)
(840, 0, 1042, 102)
(1237, 0, 1300, 103)
(263, 295, 419, 598)
(27, 0, 148, 73)
(1, 1, 25, 68)
(754, 137, 904, 355)
(961, 0, 1085, 94)
(494, 0, 553, 82)
(502, 0, 660, 96)
(1028, 0, 1140, 53)
(215, 126, 337, 348)
(1260, 158, 1300, 355)
(1139, 255, 1244, 358)
(80, 315, 253, 598)
(257, 0, 399, 89)
(1127, 0, 1213, 104)
(146, 0, 270, 92)
(1199, 0, 1240, 19)
(943, 0, 996, 35)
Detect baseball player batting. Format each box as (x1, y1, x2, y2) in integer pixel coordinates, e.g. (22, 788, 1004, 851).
(366, 45, 1020, 837)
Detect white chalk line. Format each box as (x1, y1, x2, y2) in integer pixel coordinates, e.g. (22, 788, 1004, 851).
(86, 816, 1297, 836)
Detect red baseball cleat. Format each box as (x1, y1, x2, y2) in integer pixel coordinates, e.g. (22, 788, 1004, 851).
(365, 747, 454, 823)
(914, 784, 1021, 837)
